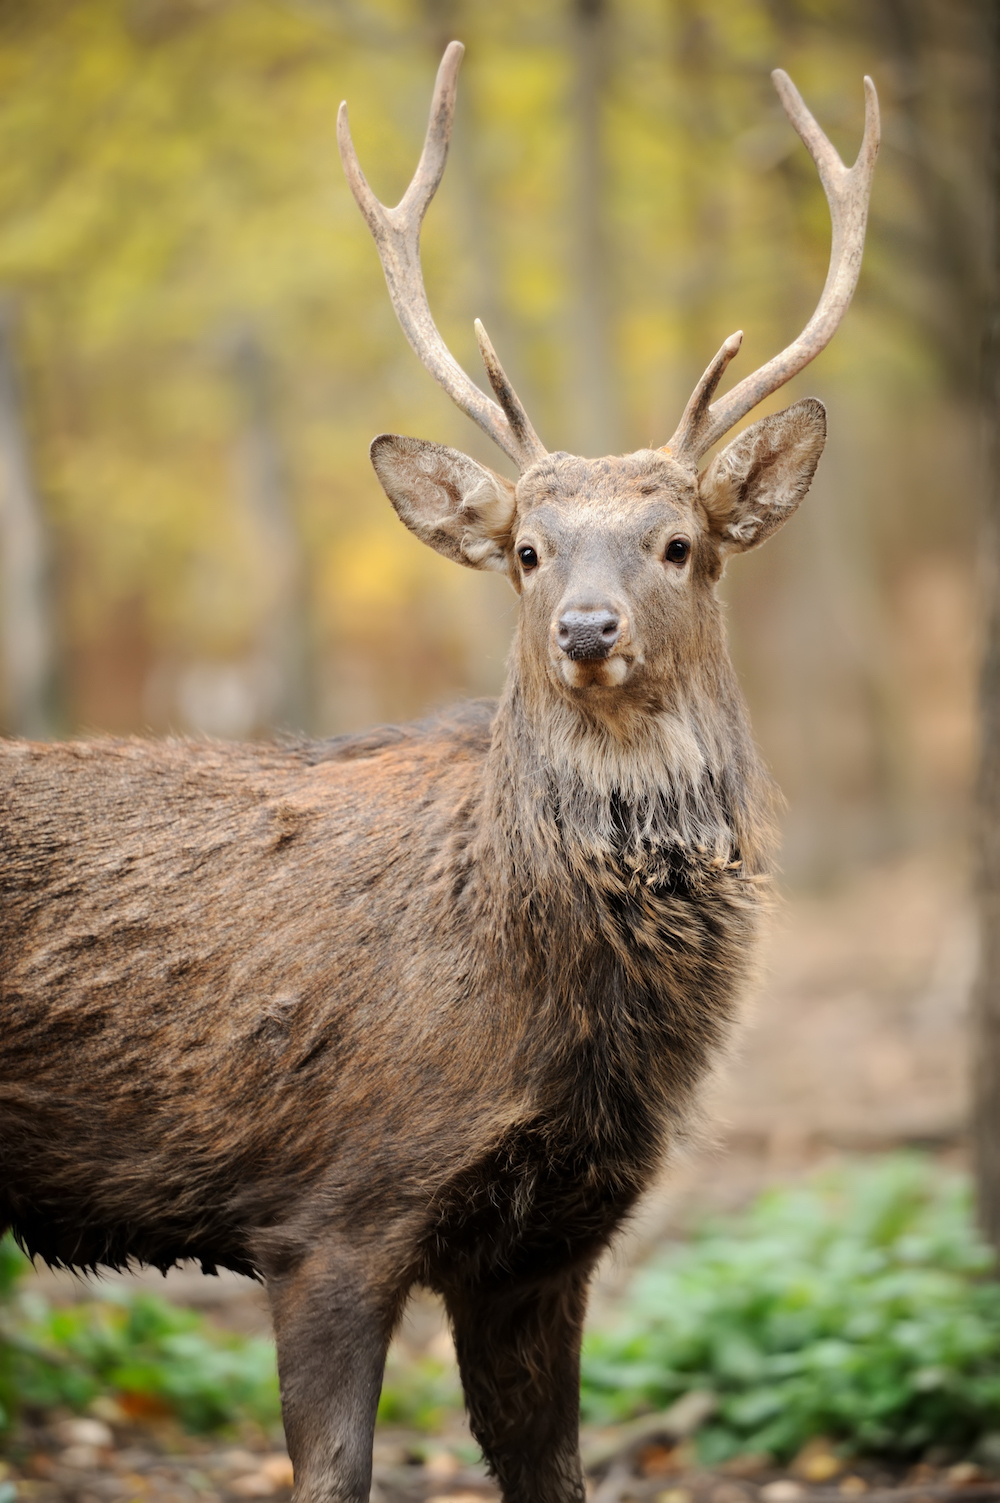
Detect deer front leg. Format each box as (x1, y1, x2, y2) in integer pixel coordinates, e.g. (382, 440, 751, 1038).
(444, 1268, 591, 1503)
(265, 1245, 405, 1503)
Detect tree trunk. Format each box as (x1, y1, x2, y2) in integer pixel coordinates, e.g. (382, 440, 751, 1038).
(229, 327, 310, 735)
(972, 0, 1000, 1253)
(567, 0, 620, 457)
(0, 306, 56, 738)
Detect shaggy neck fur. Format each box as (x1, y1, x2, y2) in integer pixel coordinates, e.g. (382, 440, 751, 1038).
(478, 610, 777, 900)
(458, 618, 776, 1180)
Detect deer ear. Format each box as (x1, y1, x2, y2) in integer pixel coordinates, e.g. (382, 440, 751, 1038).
(370, 434, 517, 573)
(698, 398, 826, 553)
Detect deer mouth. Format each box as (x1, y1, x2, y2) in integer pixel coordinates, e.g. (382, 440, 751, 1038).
(556, 653, 633, 690)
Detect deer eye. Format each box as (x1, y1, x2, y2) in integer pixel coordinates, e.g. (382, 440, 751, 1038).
(664, 537, 690, 566)
(517, 546, 539, 571)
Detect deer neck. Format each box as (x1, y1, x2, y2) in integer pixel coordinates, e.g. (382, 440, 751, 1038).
(478, 644, 774, 900)
(467, 641, 771, 1155)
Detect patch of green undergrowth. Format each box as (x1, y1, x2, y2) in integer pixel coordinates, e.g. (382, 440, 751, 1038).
(0, 1255, 280, 1435)
(3, 1157, 1000, 1457)
(0, 1238, 457, 1438)
(580, 1156, 1000, 1463)
(21, 1292, 280, 1433)
(377, 1354, 463, 1432)
(0, 1234, 29, 1429)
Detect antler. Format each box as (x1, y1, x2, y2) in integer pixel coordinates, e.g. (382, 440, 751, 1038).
(337, 42, 546, 471)
(666, 70, 880, 465)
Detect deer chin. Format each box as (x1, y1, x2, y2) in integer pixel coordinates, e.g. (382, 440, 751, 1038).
(556, 655, 631, 691)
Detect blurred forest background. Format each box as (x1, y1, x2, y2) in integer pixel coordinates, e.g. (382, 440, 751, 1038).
(0, 0, 987, 889)
(0, 1, 997, 1474)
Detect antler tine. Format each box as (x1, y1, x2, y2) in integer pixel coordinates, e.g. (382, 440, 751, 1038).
(337, 42, 544, 471)
(475, 320, 546, 466)
(663, 331, 743, 457)
(668, 72, 880, 465)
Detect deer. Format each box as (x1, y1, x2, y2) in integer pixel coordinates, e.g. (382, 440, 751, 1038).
(0, 41, 877, 1503)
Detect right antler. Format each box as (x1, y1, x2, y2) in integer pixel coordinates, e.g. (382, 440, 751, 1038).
(665, 70, 880, 466)
(338, 42, 547, 472)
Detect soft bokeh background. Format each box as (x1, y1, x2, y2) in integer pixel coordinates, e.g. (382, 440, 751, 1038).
(2, 0, 993, 1375)
(0, 0, 984, 876)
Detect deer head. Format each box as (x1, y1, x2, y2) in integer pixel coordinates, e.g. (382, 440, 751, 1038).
(339, 44, 878, 713)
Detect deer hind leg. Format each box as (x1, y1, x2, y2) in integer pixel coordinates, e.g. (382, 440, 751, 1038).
(265, 1243, 407, 1503)
(444, 1268, 591, 1503)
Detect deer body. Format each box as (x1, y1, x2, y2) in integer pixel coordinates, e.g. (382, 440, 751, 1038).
(0, 458, 768, 1281)
(0, 43, 878, 1503)
(0, 620, 759, 1503)
(0, 688, 756, 1280)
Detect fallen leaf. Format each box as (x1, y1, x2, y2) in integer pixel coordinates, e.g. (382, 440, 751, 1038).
(639, 1444, 681, 1477)
(710, 1483, 751, 1503)
(117, 1391, 173, 1422)
(56, 1419, 113, 1449)
(425, 1453, 462, 1481)
(230, 1474, 277, 1498)
(258, 1455, 294, 1488)
(947, 1463, 984, 1487)
(760, 1482, 806, 1503)
(59, 1444, 102, 1471)
(792, 1438, 842, 1483)
(721, 1454, 771, 1479)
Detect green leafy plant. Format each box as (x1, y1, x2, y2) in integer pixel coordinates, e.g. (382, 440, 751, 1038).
(15, 1291, 281, 1433)
(0, 1256, 457, 1438)
(581, 1156, 1000, 1463)
(0, 1244, 280, 1437)
(377, 1354, 463, 1433)
(5, 1158, 1000, 1457)
(0, 1234, 31, 1429)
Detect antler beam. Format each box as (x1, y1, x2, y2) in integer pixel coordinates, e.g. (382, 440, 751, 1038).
(337, 42, 546, 471)
(666, 70, 880, 465)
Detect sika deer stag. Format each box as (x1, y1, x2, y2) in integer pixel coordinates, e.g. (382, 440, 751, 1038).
(0, 43, 878, 1503)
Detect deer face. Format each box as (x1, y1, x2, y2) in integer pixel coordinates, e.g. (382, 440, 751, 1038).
(372, 398, 825, 713)
(511, 449, 706, 701)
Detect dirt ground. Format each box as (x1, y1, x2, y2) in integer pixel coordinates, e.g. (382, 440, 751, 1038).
(3, 846, 981, 1503)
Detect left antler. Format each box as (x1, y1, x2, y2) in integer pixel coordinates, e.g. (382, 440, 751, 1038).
(337, 42, 547, 471)
(665, 70, 880, 466)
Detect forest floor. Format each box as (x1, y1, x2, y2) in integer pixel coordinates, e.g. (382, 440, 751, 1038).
(1, 846, 984, 1503)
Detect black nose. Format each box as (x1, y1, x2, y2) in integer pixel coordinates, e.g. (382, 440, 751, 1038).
(556, 609, 622, 661)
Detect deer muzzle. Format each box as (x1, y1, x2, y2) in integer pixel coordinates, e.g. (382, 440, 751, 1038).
(551, 605, 634, 691)
(555, 609, 622, 662)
